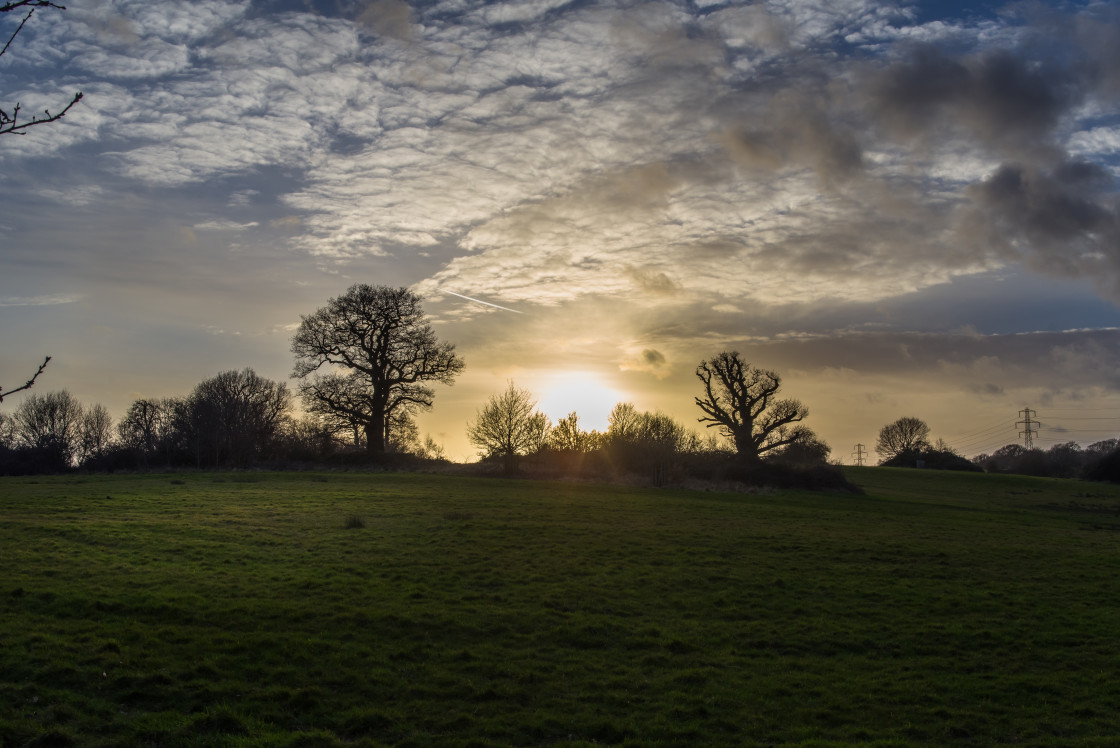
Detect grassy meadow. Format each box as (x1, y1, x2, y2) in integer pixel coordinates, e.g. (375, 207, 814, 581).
(2, 468, 1119, 747)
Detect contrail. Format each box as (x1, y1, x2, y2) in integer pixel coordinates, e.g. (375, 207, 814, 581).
(444, 290, 524, 314)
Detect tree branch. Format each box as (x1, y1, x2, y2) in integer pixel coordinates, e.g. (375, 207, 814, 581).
(0, 355, 50, 402)
(1, 2, 82, 136)
(0, 91, 83, 135)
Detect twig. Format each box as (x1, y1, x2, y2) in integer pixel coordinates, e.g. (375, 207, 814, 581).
(0, 91, 82, 134)
(0, 355, 51, 402)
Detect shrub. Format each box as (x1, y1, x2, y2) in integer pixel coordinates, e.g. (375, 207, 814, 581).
(712, 456, 861, 492)
(1084, 447, 1120, 483)
(883, 448, 982, 472)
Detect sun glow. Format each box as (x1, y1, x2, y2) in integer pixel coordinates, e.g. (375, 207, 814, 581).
(535, 371, 625, 433)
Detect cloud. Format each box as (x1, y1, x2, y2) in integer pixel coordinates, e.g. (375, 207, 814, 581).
(3, 0, 1120, 323)
(270, 216, 302, 229)
(866, 45, 1077, 153)
(357, 0, 414, 41)
(193, 220, 259, 231)
(620, 347, 671, 378)
(961, 159, 1120, 296)
(0, 294, 80, 307)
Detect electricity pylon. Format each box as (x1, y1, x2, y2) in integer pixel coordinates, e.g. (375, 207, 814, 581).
(1017, 407, 1038, 449)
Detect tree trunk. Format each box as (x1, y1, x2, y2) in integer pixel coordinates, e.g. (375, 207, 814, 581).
(365, 416, 386, 455)
(734, 431, 760, 462)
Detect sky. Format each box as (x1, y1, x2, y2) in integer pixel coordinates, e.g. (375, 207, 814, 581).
(2, 0, 1120, 463)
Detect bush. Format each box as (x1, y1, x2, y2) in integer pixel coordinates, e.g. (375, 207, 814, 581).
(712, 457, 861, 492)
(1084, 447, 1120, 483)
(0, 444, 71, 475)
(883, 448, 982, 472)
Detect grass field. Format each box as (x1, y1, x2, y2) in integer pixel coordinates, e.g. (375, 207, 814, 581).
(2, 468, 1119, 747)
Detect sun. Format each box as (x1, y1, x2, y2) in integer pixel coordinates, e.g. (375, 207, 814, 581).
(535, 371, 625, 433)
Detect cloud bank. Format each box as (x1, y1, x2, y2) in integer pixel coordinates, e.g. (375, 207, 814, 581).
(2, 0, 1117, 311)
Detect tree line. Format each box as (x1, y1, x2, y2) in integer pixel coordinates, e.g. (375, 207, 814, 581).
(1, 284, 852, 489)
(872, 415, 1120, 481)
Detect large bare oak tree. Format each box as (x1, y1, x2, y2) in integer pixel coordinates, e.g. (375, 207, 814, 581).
(695, 350, 810, 462)
(291, 285, 463, 456)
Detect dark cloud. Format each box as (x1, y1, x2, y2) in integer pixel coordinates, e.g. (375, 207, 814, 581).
(356, 0, 414, 41)
(970, 382, 1005, 397)
(627, 267, 678, 295)
(722, 92, 864, 188)
(963, 159, 1120, 294)
(868, 39, 1085, 157)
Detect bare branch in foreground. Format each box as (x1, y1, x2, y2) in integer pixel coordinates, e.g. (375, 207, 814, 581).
(0, 355, 50, 403)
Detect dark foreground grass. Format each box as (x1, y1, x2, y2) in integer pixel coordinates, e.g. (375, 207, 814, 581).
(2, 469, 1119, 747)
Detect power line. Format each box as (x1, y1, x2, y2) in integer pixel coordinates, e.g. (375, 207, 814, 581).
(941, 417, 1020, 443)
(851, 443, 867, 466)
(949, 423, 1017, 449)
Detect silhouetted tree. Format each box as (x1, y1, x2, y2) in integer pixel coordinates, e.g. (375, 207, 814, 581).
(632, 411, 690, 486)
(606, 402, 641, 442)
(117, 398, 175, 460)
(1, 2, 82, 136)
(771, 434, 832, 466)
(292, 285, 464, 456)
(1086, 439, 1119, 457)
(1084, 444, 1120, 483)
(0, 410, 13, 446)
(694, 351, 810, 462)
(875, 417, 931, 462)
(299, 373, 368, 447)
(977, 444, 1028, 473)
(467, 381, 549, 475)
(548, 411, 598, 453)
(602, 403, 695, 484)
(180, 369, 290, 466)
(0, 356, 49, 403)
(12, 389, 82, 467)
(273, 415, 340, 462)
(77, 402, 113, 464)
(420, 434, 446, 461)
(1047, 441, 1084, 479)
(386, 410, 421, 454)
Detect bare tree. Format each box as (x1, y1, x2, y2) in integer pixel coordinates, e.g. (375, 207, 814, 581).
(117, 397, 179, 465)
(292, 285, 464, 456)
(875, 416, 931, 462)
(78, 402, 113, 464)
(604, 403, 692, 484)
(0, 409, 14, 446)
(386, 409, 420, 454)
(0, 355, 49, 402)
(13, 388, 82, 465)
(606, 402, 641, 441)
(467, 381, 549, 475)
(548, 411, 597, 453)
(420, 433, 446, 461)
(694, 351, 810, 462)
(1, 1, 82, 136)
(117, 397, 170, 452)
(181, 369, 291, 466)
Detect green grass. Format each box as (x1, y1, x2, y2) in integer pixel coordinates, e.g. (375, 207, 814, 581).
(1, 468, 1119, 746)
